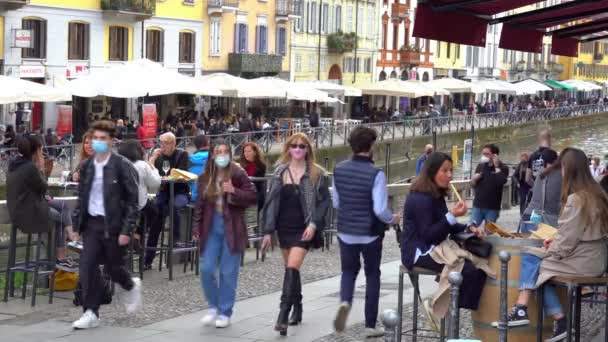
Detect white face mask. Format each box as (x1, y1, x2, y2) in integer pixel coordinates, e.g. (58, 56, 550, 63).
(480, 155, 490, 164)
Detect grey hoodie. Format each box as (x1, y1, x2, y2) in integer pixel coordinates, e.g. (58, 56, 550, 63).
(523, 168, 562, 227)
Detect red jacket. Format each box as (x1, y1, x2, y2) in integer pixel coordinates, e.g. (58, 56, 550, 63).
(193, 164, 257, 254)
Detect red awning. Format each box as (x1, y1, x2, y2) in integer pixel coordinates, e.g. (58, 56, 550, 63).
(513, 2, 608, 28)
(499, 24, 543, 53)
(424, 0, 542, 15)
(412, 3, 487, 47)
(411, 0, 608, 56)
(551, 36, 579, 57)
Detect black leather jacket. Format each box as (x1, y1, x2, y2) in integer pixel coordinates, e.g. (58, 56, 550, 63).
(73, 153, 139, 237)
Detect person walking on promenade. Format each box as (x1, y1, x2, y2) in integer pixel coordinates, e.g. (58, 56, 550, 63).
(239, 142, 267, 212)
(332, 127, 401, 338)
(261, 133, 331, 336)
(144, 132, 190, 269)
(520, 148, 560, 233)
(193, 139, 257, 328)
(71, 121, 142, 329)
(513, 152, 531, 215)
(189, 135, 210, 202)
(526, 128, 555, 188)
(493, 148, 608, 342)
(416, 144, 434, 176)
(470, 144, 509, 227)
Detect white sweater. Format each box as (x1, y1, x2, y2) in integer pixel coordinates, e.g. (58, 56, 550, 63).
(133, 160, 162, 210)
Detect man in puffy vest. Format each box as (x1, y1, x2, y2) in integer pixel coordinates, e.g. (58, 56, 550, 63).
(331, 126, 401, 338)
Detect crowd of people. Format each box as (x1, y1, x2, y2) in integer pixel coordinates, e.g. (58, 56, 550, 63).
(5, 113, 608, 342)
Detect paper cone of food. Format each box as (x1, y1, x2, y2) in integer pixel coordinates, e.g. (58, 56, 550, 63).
(530, 223, 557, 240)
(169, 168, 198, 181)
(486, 221, 518, 238)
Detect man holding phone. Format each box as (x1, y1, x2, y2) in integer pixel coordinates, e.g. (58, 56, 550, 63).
(471, 144, 509, 227)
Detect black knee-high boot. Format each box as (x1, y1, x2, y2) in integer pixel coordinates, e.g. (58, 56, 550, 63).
(275, 268, 297, 336)
(288, 269, 302, 326)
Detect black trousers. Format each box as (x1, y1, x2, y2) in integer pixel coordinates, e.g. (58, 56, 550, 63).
(79, 216, 134, 316)
(415, 254, 487, 310)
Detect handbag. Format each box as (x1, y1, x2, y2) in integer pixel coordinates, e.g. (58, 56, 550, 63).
(451, 232, 493, 258)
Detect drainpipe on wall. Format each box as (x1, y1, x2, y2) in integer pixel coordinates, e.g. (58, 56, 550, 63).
(317, 0, 322, 80)
(353, 0, 359, 83)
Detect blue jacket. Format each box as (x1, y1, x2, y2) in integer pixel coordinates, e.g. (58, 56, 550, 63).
(415, 154, 427, 176)
(189, 150, 209, 202)
(401, 191, 467, 268)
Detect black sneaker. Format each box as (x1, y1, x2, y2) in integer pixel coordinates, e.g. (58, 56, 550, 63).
(546, 317, 567, 342)
(492, 304, 530, 327)
(56, 258, 77, 272)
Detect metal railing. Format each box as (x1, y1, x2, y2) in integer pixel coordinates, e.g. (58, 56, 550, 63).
(0, 104, 603, 183)
(100, 0, 156, 14)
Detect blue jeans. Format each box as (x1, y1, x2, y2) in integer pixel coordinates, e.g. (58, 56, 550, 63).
(520, 253, 563, 316)
(470, 207, 500, 226)
(199, 213, 241, 317)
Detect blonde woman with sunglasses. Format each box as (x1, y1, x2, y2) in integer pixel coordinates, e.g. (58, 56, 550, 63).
(261, 133, 331, 336)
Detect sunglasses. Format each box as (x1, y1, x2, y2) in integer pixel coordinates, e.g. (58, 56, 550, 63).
(290, 144, 307, 150)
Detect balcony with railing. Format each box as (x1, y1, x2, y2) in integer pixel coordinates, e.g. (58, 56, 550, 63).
(0, 0, 28, 10)
(276, 0, 302, 21)
(208, 0, 239, 15)
(101, 0, 155, 20)
(478, 67, 495, 77)
(399, 46, 420, 66)
(391, 2, 409, 21)
(228, 53, 283, 76)
(327, 32, 357, 54)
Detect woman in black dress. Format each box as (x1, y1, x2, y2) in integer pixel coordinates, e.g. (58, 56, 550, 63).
(261, 133, 330, 336)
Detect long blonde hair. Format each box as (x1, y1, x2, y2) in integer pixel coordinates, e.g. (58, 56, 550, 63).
(277, 133, 323, 185)
(560, 148, 608, 233)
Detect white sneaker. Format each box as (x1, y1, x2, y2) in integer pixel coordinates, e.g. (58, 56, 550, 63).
(364, 327, 384, 338)
(333, 302, 351, 333)
(72, 309, 100, 330)
(200, 308, 218, 326)
(215, 315, 231, 328)
(125, 277, 143, 314)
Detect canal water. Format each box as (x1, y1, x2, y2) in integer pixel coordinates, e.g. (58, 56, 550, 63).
(387, 122, 608, 183)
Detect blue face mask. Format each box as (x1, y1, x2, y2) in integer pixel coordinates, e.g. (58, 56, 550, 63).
(91, 140, 109, 154)
(214, 155, 230, 168)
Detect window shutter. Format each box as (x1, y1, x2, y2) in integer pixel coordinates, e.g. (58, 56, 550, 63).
(255, 25, 260, 53)
(160, 30, 165, 62)
(244, 24, 248, 53)
(41, 20, 47, 59)
(234, 23, 239, 53)
(84, 24, 90, 60)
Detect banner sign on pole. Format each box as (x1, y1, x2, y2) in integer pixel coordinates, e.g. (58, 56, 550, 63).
(462, 138, 472, 179)
(56, 105, 72, 138)
(142, 103, 158, 141)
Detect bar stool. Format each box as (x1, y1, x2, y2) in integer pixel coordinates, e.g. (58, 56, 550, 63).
(157, 204, 199, 280)
(397, 265, 446, 342)
(3, 225, 56, 307)
(536, 275, 608, 342)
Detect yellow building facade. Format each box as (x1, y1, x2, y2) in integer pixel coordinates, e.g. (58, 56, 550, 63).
(201, 0, 293, 78)
(432, 41, 465, 79)
(291, 0, 377, 87)
(559, 41, 608, 82)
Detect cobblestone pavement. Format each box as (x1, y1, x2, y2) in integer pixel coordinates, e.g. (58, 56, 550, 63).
(314, 300, 606, 342)
(314, 209, 607, 342)
(11, 236, 402, 329)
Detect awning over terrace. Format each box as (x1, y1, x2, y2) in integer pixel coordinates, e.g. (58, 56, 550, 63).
(412, 0, 608, 57)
